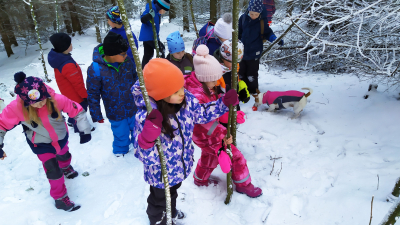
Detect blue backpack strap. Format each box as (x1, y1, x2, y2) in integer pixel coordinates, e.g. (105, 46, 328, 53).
(92, 62, 100, 77)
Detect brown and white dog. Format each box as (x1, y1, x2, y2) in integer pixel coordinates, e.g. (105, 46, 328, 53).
(253, 88, 313, 118)
(0, 98, 5, 113)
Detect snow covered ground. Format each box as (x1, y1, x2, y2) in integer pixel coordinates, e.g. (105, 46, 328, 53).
(0, 17, 400, 225)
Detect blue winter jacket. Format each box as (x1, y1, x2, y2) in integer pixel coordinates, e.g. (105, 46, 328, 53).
(139, 2, 161, 42)
(198, 22, 222, 56)
(87, 44, 138, 122)
(131, 81, 229, 189)
(109, 25, 139, 68)
(239, 10, 275, 60)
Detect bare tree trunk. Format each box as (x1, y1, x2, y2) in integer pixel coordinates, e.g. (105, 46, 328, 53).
(169, 0, 177, 22)
(24, 3, 36, 33)
(55, 0, 60, 32)
(224, 0, 239, 205)
(111, 0, 117, 6)
(0, 24, 13, 57)
(189, 0, 199, 38)
(27, 0, 51, 82)
(146, 0, 160, 58)
(61, 2, 73, 34)
(67, 0, 83, 35)
(182, 0, 190, 32)
(118, 1, 172, 224)
(210, 0, 218, 24)
(90, 0, 101, 43)
(0, 2, 18, 47)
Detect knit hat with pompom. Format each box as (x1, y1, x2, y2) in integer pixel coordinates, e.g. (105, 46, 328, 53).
(14, 72, 51, 106)
(193, 45, 223, 82)
(143, 58, 184, 101)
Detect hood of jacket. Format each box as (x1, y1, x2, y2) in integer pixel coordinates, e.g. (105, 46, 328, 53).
(48, 49, 74, 69)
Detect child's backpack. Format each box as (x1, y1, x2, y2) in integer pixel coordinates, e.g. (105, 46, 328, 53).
(192, 22, 215, 55)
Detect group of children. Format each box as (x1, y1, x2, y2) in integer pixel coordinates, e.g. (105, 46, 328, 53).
(0, 0, 279, 224)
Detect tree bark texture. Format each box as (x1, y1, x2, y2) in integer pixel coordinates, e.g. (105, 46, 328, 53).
(210, 0, 218, 24)
(60, 2, 73, 34)
(169, 0, 177, 22)
(189, 0, 199, 38)
(0, 1, 18, 47)
(67, 0, 83, 35)
(182, 0, 190, 32)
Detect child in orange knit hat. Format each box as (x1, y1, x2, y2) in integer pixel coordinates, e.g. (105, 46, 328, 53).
(131, 58, 238, 225)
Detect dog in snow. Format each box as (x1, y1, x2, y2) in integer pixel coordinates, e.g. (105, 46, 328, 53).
(253, 88, 313, 118)
(0, 98, 5, 113)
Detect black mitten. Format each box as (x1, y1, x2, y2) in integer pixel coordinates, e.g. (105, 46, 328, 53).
(239, 89, 250, 103)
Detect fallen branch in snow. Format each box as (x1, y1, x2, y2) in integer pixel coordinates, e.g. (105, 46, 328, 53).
(377, 175, 379, 190)
(277, 162, 283, 178)
(379, 196, 400, 225)
(369, 196, 374, 225)
(270, 159, 275, 175)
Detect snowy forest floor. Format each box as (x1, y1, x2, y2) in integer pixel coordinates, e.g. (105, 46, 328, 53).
(0, 18, 400, 225)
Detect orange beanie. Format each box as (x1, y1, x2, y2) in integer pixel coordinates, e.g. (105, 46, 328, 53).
(143, 58, 185, 101)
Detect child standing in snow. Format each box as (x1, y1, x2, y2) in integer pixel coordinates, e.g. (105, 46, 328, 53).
(87, 32, 138, 157)
(0, 73, 92, 211)
(106, 6, 139, 66)
(131, 58, 238, 225)
(184, 45, 263, 198)
(48, 33, 89, 133)
(239, 0, 284, 110)
(139, 0, 170, 69)
(166, 31, 194, 75)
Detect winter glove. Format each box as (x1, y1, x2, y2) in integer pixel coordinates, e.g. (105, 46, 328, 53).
(97, 119, 105, 123)
(158, 41, 166, 57)
(222, 89, 239, 107)
(268, 34, 284, 46)
(149, 9, 155, 18)
(0, 144, 6, 160)
(239, 88, 250, 103)
(138, 109, 163, 149)
(80, 133, 92, 144)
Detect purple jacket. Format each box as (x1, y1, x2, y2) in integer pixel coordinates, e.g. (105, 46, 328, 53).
(131, 80, 229, 188)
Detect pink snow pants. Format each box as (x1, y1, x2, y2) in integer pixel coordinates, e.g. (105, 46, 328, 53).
(194, 144, 251, 187)
(37, 144, 71, 200)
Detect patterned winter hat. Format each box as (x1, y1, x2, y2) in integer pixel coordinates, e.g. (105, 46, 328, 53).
(220, 39, 244, 62)
(106, 6, 122, 24)
(14, 72, 51, 106)
(154, 0, 170, 11)
(167, 31, 185, 54)
(248, 0, 264, 13)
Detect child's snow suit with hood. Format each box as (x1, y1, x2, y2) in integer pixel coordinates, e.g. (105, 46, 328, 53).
(184, 72, 252, 187)
(0, 86, 91, 200)
(86, 44, 138, 154)
(48, 49, 88, 133)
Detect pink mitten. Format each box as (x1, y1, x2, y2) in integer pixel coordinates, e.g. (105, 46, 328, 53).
(219, 111, 246, 124)
(222, 89, 239, 106)
(218, 149, 232, 173)
(138, 109, 163, 149)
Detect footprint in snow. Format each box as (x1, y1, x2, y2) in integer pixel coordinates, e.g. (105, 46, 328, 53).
(290, 195, 307, 217)
(104, 201, 120, 218)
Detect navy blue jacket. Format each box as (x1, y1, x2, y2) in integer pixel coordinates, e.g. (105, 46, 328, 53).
(109, 25, 139, 69)
(239, 11, 275, 60)
(86, 44, 138, 122)
(139, 2, 161, 42)
(199, 22, 222, 56)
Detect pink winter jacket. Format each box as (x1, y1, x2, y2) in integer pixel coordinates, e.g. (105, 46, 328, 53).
(0, 85, 91, 153)
(184, 72, 227, 153)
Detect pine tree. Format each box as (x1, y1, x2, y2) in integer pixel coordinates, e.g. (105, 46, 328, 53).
(117, 0, 172, 224)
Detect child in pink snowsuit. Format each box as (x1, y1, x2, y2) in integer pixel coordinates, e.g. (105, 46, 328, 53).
(185, 45, 262, 198)
(0, 72, 92, 212)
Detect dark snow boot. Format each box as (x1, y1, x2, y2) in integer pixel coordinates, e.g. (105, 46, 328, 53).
(62, 165, 78, 179)
(55, 195, 80, 212)
(67, 123, 73, 127)
(172, 210, 185, 224)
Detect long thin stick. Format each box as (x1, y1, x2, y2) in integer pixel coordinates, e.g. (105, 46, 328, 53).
(369, 196, 374, 225)
(189, 0, 199, 38)
(117, 1, 172, 224)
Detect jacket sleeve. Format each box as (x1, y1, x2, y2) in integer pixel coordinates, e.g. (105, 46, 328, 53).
(54, 94, 91, 135)
(140, 4, 152, 24)
(238, 15, 243, 40)
(0, 100, 22, 146)
(86, 64, 103, 122)
(263, 21, 275, 42)
(62, 63, 88, 100)
(188, 92, 229, 125)
(132, 32, 139, 48)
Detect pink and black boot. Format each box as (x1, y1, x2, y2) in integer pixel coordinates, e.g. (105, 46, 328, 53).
(55, 195, 81, 212)
(235, 183, 263, 198)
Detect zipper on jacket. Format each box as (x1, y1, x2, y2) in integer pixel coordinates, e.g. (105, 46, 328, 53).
(173, 114, 187, 179)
